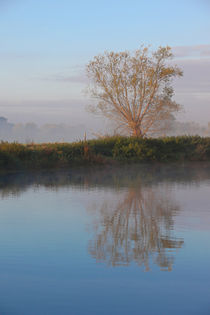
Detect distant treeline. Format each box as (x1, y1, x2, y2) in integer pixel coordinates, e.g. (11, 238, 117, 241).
(0, 136, 210, 171)
(1, 116, 210, 143)
(0, 117, 86, 143)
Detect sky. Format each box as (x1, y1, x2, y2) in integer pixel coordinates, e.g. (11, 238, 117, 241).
(0, 0, 209, 129)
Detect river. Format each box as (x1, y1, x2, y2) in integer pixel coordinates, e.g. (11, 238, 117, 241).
(0, 163, 210, 314)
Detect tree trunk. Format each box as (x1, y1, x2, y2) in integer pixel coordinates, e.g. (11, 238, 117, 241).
(132, 126, 142, 137)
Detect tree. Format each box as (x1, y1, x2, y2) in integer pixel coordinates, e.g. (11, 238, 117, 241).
(86, 46, 183, 137)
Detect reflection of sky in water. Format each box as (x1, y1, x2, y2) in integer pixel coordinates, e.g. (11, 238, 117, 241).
(0, 164, 210, 315)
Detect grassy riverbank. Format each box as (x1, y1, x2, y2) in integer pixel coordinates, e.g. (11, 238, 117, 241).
(0, 136, 210, 171)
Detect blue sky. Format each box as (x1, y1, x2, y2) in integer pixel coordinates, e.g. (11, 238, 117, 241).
(0, 0, 210, 127)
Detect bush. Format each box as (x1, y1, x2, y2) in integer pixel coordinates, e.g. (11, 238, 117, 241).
(0, 136, 210, 171)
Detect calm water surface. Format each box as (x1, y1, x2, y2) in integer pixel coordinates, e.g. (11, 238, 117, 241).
(0, 163, 210, 315)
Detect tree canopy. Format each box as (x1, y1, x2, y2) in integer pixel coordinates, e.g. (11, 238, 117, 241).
(86, 46, 183, 137)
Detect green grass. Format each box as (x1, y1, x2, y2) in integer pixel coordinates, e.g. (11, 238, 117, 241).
(0, 136, 210, 171)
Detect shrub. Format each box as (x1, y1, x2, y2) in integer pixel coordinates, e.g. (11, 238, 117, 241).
(0, 136, 210, 171)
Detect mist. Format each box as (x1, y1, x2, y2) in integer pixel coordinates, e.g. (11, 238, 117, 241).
(0, 116, 210, 143)
(0, 116, 110, 143)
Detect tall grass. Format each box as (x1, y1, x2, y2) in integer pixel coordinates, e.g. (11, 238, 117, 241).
(0, 136, 210, 171)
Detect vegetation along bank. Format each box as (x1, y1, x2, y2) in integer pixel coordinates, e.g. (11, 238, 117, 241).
(0, 136, 210, 172)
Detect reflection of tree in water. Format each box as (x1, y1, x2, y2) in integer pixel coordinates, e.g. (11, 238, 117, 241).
(88, 186, 183, 271)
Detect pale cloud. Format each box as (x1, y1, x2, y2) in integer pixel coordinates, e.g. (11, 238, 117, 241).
(174, 58, 210, 94)
(173, 45, 210, 58)
(45, 73, 87, 84)
(0, 99, 90, 123)
(42, 64, 87, 84)
(172, 50, 210, 123)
